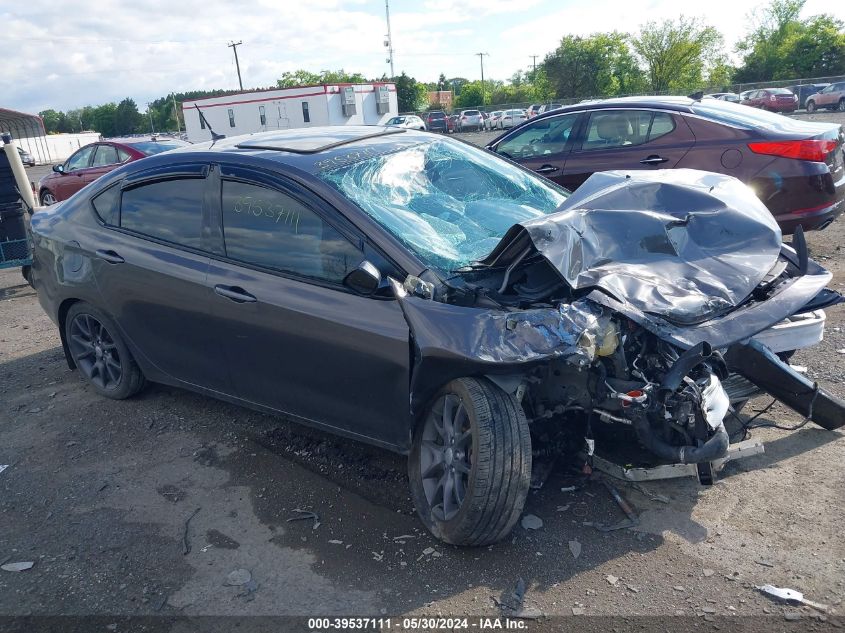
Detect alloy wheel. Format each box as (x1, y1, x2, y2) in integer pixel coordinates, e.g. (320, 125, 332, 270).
(68, 313, 122, 390)
(419, 393, 473, 521)
(41, 191, 57, 205)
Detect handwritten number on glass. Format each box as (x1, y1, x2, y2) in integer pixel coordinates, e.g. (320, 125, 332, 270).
(233, 195, 301, 233)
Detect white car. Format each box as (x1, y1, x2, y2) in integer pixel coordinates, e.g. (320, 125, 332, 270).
(498, 109, 527, 129)
(458, 110, 483, 131)
(485, 111, 503, 130)
(385, 115, 426, 130)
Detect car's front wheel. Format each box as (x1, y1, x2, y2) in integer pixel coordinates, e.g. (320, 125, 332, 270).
(806, 100, 816, 113)
(40, 190, 57, 205)
(838, 98, 845, 112)
(65, 302, 146, 400)
(408, 377, 531, 546)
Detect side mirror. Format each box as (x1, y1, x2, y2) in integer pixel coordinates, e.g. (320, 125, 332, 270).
(344, 260, 381, 296)
(52, 164, 64, 174)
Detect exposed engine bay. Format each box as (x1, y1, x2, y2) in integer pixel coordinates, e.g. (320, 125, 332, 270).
(391, 170, 845, 483)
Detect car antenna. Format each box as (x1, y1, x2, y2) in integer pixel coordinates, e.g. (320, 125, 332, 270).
(194, 105, 226, 142)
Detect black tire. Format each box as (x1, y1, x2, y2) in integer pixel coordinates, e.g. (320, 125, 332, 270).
(806, 100, 816, 113)
(408, 377, 531, 546)
(40, 190, 57, 206)
(838, 99, 845, 113)
(65, 302, 146, 400)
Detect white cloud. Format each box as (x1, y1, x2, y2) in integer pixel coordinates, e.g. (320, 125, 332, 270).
(3, 0, 845, 114)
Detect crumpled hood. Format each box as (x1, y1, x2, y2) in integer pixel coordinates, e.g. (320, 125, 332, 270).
(482, 169, 783, 324)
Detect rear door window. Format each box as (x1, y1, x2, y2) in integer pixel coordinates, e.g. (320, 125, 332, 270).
(92, 144, 119, 167)
(220, 180, 361, 283)
(120, 178, 205, 249)
(581, 111, 650, 150)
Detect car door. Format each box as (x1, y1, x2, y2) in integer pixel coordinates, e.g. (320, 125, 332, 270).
(490, 111, 584, 189)
(87, 163, 230, 393)
(561, 109, 696, 190)
(205, 164, 412, 448)
(55, 145, 96, 200)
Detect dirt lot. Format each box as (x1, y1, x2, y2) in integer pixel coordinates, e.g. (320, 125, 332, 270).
(1, 119, 844, 631)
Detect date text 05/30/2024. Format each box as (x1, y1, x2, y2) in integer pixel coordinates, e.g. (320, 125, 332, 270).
(308, 617, 529, 630)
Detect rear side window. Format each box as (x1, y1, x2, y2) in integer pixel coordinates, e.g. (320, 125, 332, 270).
(221, 180, 361, 283)
(120, 178, 204, 249)
(117, 148, 132, 162)
(648, 112, 676, 141)
(92, 185, 120, 225)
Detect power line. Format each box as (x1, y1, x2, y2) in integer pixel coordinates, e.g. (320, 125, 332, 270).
(227, 40, 244, 91)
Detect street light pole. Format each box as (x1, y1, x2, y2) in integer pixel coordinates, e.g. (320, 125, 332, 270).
(228, 40, 244, 90)
(146, 104, 155, 134)
(171, 93, 182, 134)
(529, 55, 538, 74)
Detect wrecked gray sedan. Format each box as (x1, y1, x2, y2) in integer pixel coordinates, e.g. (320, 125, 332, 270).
(29, 127, 844, 546)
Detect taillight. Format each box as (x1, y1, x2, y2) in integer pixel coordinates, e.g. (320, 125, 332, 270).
(748, 139, 839, 162)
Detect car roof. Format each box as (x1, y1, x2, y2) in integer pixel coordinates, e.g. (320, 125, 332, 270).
(160, 125, 434, 174)
(527, 96, 697, 123)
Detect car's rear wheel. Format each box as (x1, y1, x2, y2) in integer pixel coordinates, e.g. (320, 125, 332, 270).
(65, 302, 145, 400)
(408, 377, 531, 546)
(806, 100, 816, 113)
(838, 99, 845, 112)
(40, 190, 56, 206)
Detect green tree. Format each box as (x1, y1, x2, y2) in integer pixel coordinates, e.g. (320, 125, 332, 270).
(39, 109, 62, 134)
(543, 32, 646, 100)
(735, 1, 845, 81)
(392, 72, 427, 112)
(114, 98, 144, 135)
(453, 81, 485, 108)
(436, 73, 449, 91)
(276, 69, 368, 88)
(633, 17, 723, 93)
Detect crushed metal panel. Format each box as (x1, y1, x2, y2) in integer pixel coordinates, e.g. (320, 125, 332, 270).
(588, 439, 765, 482)
(483, 169, 783, 326)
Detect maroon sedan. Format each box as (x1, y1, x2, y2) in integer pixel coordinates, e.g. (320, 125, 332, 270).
(38, 137, 189, 205)
(487, 96, 845, 233)
(741, 88, 798, 113)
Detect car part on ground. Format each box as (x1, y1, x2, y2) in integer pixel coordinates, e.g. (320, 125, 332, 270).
(28, 127, 845, 546)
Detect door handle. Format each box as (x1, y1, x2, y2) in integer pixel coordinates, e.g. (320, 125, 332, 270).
(95, 249, 124, 264)
(640, 155, 669, 165)
(214, 285, 257, 303)
(534, 164, 559, 174)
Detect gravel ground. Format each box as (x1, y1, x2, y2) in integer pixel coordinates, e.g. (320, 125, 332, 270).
(1, 119, 844, 630)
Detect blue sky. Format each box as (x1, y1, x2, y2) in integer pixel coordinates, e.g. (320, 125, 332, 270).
(3, 0, 845, 114)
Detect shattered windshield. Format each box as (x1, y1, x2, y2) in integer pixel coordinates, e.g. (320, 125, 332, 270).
(319, 139, 568, 271)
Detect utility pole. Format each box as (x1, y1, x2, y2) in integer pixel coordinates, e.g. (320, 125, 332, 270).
(171, 93, 182, 134)
(384, 0, 395, 77)
(476, 52, 488, 105)
(529, 55, 538, 74)
(146, 104, 155, 134)
(228, 40, 244, 90)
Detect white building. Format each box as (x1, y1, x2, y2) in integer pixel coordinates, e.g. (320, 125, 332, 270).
(182, 83, 398, 143)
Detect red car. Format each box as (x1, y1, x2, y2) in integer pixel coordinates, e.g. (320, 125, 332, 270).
(741, 88, 797, 113)
(38, 137, 189, 205)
